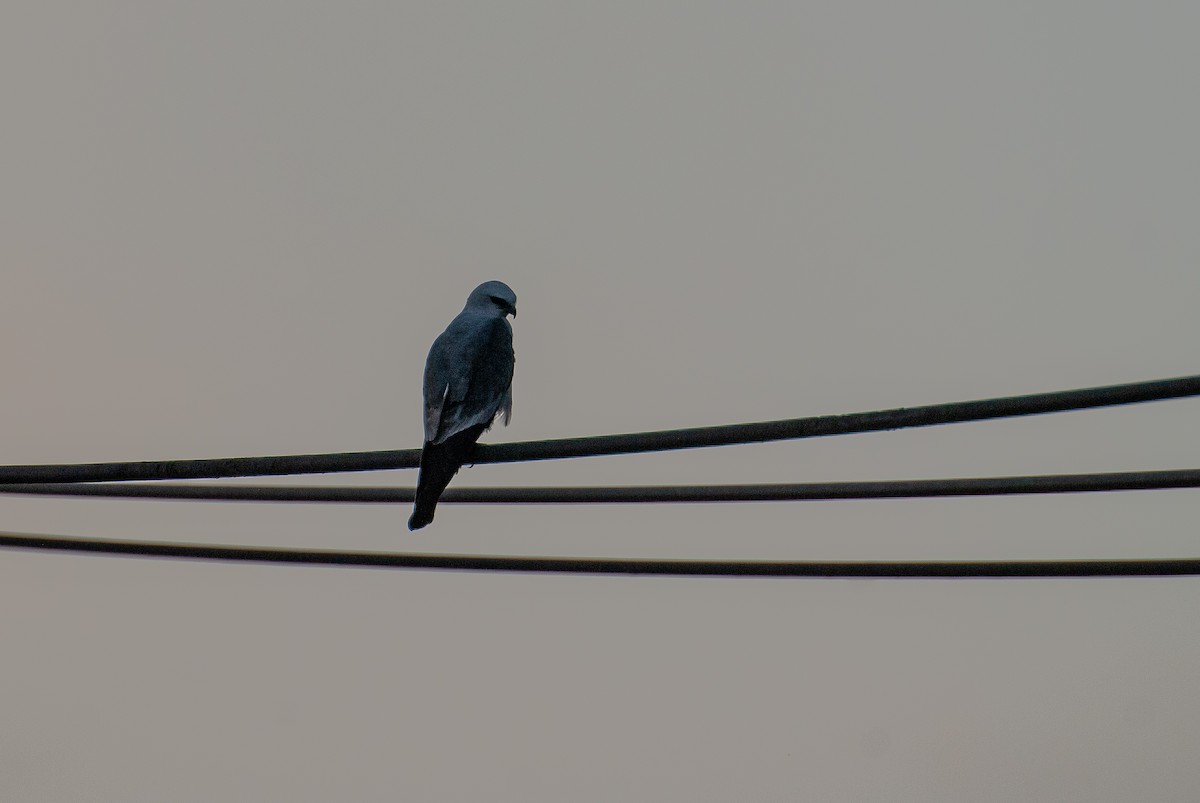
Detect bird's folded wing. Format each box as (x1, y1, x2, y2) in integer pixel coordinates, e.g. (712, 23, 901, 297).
(424, 315, 514, 444)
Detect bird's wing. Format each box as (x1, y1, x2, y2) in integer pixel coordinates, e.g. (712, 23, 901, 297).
(423, 314, 514, 444)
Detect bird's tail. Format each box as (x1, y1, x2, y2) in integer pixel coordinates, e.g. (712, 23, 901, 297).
(408, 424, 487, 531)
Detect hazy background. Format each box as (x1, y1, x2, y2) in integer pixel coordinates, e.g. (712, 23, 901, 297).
(3, 2, 1199, 800)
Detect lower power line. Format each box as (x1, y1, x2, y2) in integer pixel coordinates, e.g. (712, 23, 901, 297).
(1, 467, 1198, 503)
(2, 532, 1200, 577)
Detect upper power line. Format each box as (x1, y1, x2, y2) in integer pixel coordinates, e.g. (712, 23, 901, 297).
(0, 373, 1196, 485)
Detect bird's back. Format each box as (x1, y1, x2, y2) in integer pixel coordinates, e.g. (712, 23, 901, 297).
(423, 312, 514, 444)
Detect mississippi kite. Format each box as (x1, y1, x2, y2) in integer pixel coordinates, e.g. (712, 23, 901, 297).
(408, 280, 517, 530)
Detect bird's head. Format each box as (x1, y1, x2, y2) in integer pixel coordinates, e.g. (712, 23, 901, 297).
(467, 280, 517, 318)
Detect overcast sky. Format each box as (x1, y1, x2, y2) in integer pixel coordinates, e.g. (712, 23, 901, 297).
(3, 3, 1200, 801)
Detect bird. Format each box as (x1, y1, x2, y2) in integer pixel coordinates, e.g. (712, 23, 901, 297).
(408, 280, 517, 530)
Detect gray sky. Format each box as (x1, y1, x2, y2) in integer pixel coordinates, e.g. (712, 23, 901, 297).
(3, 2, 1200, 800)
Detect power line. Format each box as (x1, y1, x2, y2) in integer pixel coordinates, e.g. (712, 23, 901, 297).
(0, 449, 414, 485)
(0, 374, 1196, 484)
(1, 531, 1198, 577)
(3, 467, 1200, 503)
(477, 375, 1200, 465)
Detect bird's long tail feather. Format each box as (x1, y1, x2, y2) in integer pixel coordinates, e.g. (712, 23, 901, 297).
(408, 424, 488, 530)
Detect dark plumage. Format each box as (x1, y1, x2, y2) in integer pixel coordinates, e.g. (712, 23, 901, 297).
(408, 281, 516, 530)
(408, 423, 488, 530)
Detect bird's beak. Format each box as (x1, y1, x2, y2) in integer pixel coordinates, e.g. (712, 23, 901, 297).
(508, 304, 517, 318)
